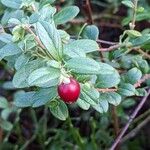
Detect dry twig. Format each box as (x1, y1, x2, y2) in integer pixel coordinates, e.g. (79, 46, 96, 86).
(81, 0, 93, 24)
(97, 74, 150, 93)
(121, 115, 150, 143)
(109, 89, 150, 150)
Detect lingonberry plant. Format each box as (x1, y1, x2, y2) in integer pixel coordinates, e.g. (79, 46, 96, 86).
(0, 0, 150, 123)
(0, 0, 150, 149)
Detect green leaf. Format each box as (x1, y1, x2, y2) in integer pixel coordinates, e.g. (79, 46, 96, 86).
(118, 83, 136, 96)
(76, 98, 90, 110)
(99, 62, 119, 74)
(126, 30, 142, 38)
(8, 18, 21, 25)
(93, 99, 109, 113)
(120, 55, 149, 73)
(0, 96, 9, 109)
(36, 21, 63, 60)
(0, 120, 13, 131)
(122, 11, 150, 26)
(96, 62, 120, 88)
(15, 54, 30, 70)
(1, 10, 24, 26)
(0, 33, 12, 43)
(28, 67, 60, 87)
(81, 84, 99, 106)
(125, 67, 142, 84)
(54, 6, 79, 25)
(13, 59, 45, 88)
(64, 42, 86, 58)
(0, 43, 21, 60)
(32, 87, 57, 107)
(14, 91, 35, 107)
(46, 60, 61, 69)
(23, 34, 36, 50)
(135, 88, 147, 96)
(39, 5, 56, 22)
(100, 92, 121, 106)
(30, 5, 56, 23)
(5, 54, 19, 68)
(2, 81, 16, 90)
(1, 108, 12, 120)
(1, 0, 22, 9)
(122, 0, 134, 8)
(96, 67, 120, 88)
(131, 34, 150, 47)
(137, 59, 149, 74)
(136, 11, 150, 21)
(58, 30, 70, 44)
(12, 25, 25, 42)
(81, 25, 99, 40)
(137, 7, 144, 13)
(49, 100, 68, 121)
(40, 0, 56, 7)
(64, 39, 99, 55)
(121, 98, 136, 108)
(66, 57, 101, 74)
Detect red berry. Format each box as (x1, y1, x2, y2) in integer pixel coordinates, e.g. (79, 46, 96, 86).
(58, 78, 80, 103)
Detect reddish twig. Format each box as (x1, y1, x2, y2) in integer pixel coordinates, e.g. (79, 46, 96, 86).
(81, 0, 94, 24)
(0, 25, 5, 33)
(99, 44, 121, 52)
(97, 74, 150, 93)
(134, 74, 150, 88)
(109, 89, 150, 150)
(97, 88, 117, 93)
(0, 128, 3, 142)
(97, 39, 118, 45)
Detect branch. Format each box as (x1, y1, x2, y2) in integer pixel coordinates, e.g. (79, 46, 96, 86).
(130, 0, 138, 30)
(97, 39, 118, 45)
(134, 48, 150, 60)
(99, 44, 121, 52)
(81, 0, 94, 24)
(24, 25, 45, 49)
(0, 128, 3, 143)
(97, 88, 117, 93)
(133, 109, 150, 124)
(0, 25, 5, 33)
(71, 35, 118, 46)
(109, 89, 150, 150)
(97, 74, 150, 93)
(24, 25, 55, 59)
(134, 74, 150, 88)
(121, 115, 150, 143)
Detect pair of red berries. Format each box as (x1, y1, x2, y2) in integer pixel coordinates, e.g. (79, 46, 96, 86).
(57, 78, 80, 103)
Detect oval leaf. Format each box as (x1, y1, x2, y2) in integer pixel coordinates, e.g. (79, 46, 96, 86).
(49, 100, 68, 121)
(36, 21, 63, 60)
(28, 67, 60, 86)
(54, 6, 79, 25)
(66, 57, 101, 74)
